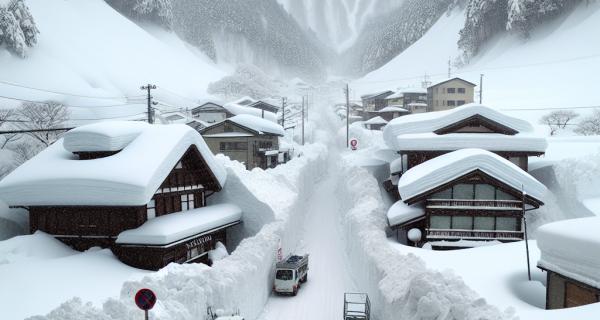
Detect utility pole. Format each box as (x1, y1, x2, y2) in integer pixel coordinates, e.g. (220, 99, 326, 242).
(523, 186, 532, 281)
(302, 95, 305, 146)
(448, 57, 452, 78)
(479, 74, 484, 104)
(281, 97, 287, 128)
(141, 84, 156, 124)
(345, 84, 350, 148)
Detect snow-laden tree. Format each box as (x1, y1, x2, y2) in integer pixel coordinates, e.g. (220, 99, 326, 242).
(208, 64, 278, 100)
(0, 0, 39, 58)
(574, 110, 600, 136)
(539, 110, 580, 131)
(16, 100, 71, 147)
(7, 0, 39, 46)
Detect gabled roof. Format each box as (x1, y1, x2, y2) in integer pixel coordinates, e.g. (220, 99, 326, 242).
(360, 90, 394, 100)
(0, 122, 227, 206)
(201, 114, 285, 137)
(428, 77, 477, 88)
(193, 102, 225, 112)
(248, 101, 279, 113)
(364, 116, 388, 125)
(223, 97, 277, 123)
(398, 149, 546, 205)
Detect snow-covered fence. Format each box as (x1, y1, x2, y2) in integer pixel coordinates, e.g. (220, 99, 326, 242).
(335, 150, 515, 320)
(25, 139, 328, 320)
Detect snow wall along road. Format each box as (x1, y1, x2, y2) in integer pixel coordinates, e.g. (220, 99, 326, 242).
(27, 137, 329, 319)
(336, 148, 518, 320)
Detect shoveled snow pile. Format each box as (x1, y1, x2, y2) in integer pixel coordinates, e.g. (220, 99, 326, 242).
(387, 200, 425, 228)
(116, 204, 243, 245)
(336, 148, 514, 320)
(228, 114, 285, 136)
(223, 97, 278, 124)
(62, 121, 149, 152)
(399, 149, 546, 201)
(208, 241, 229, 263)
(554, 149, 600, 203)
(537, 217, 600, 289)
(0, 123, 227, 206)
(393, 132, 547, 152)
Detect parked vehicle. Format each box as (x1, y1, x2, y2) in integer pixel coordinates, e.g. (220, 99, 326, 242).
(343, 293, 370, 320)
(274, 253, 309, 296)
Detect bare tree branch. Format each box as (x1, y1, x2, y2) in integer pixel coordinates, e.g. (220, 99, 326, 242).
(15, 100, 71, 147)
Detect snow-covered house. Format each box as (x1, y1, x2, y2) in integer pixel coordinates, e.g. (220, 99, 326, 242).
(200, 115, 285, 170)
(192, 102, 233, 124)
(382, 104, 547, 173)
(537, 217, 600, 309)
(0, 122, 243, 270)
(363, 116, 389, 130)
(361, 90, 394, 121)
(248, 100, 279, 114)
(223, 97, 278, 123)
(385, 87, 427, 108)
(378, 106, 410, 121)
(388, 149, 546, 249)
(427, 78, 477, 112)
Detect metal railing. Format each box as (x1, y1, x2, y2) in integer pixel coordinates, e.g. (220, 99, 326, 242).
(427, 228, 524, 241)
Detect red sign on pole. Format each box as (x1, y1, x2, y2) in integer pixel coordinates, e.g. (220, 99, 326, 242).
(350, 139, 358, 150)
(135, 289, 157, 311)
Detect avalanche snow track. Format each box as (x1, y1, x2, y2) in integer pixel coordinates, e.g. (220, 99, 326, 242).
(256, 154, 358, 320)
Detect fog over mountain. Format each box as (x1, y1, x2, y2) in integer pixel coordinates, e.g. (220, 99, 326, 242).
(276, 0, 404, 52)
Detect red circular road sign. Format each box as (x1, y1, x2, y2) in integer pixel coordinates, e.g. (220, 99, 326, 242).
(350, 139, 358, 147)
(135, 289, 157, 311)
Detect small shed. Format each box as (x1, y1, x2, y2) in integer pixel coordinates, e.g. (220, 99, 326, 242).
(537, 217, 600, 309)
(363, 116, 388, 130)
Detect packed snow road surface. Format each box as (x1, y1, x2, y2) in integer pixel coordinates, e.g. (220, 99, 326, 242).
(256, 164, 357, 320)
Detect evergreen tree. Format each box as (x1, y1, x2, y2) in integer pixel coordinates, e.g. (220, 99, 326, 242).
(0, 0, 39, 58)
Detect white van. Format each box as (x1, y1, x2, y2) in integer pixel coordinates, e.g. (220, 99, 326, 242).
(274, 254, 309, 296)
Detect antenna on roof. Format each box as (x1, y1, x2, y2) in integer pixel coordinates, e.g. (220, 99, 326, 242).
(448, 56, 452, 78)
(421, 72, 431, 89)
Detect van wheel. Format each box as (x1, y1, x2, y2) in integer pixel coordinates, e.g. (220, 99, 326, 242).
(292, 288, 297, 296)
(302, 274, 307, 283)
(298, 282, 301, 289)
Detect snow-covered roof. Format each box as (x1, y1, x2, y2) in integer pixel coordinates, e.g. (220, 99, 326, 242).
(116, 204, 242, 245)
(364, 116, 388, 125)
(379, 106, 409, 113)
(0, 123, 227, 206)
(382, 104, 538, 150)
(360, 90, 393, 99)
(428, 77, 477, 88)
(399, 87, 427, 94)
(202, 132, 254, 138)
(537, 217, 600, 289)
(385, 92, 404, 99)
(407, 103, 427, 107)
(63, 121, 148, 152)
(223, 97, 277, 123)
(393, 133, 548, 152)
(398, 149, 547, 202)
(228, 114, 285, 136)
(387, 201, 425, 228)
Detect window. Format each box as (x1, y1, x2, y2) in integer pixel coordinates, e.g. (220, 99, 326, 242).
(475, 184, 495, 200)
(457, 100, 466, 106)
(474, 217, 495, 230)
(431, 188, 452, 199)
(181, 194, 194, 211)
(452, 216, 473, 230)
(436, 100, 439, 107)
(430, 216, 451, 229)
(447, 100, 456, 106)
(443, 100, 445, 106)
(147, 199, 156, 219)
(458, 88, 466, 93)
(435, 88, 439, 94)
(496, 189, 515, 200)
(447, 88, 456, 94)
(443, 88, 446, 94)
(453, 184, 473, 199)
(496, 217, 517, 231)
(276, 270, 293, 280)
(220, 142, 248, 151)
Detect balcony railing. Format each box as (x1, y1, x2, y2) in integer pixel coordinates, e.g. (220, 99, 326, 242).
(427, 199, 522, 209)
(427, 229, 524, 241)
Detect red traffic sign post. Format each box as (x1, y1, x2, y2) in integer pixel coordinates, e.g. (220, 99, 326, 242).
(350, 139, 358, 151)
(135, 289, 157, 320)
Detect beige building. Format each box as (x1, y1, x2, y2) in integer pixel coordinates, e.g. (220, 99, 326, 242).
(427, 78, 477, 112)
(200, 115, 284, 170)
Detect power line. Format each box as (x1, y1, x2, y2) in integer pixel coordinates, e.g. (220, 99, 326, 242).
(0, 127, 75, 135)
(500, 106, 600, 111)
(0, 79, 145, 99)
(156, 86, 198, 105)
(70, 112, 147, 121)
(0, 95, 144, 108)
(351, 52, 600, 85)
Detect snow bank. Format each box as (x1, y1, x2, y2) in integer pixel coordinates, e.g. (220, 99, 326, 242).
(208, 242, 229, 263)
(0, 231, 76, 265)
(399, 149, 547, 202)
(537, 217, 600, 289)
(116, 204, 243, 245)
(554, 149, 600, 202)
(336, 149, 514, 320)
(0, 123, 227, 206)
(24, 120, 329, 320)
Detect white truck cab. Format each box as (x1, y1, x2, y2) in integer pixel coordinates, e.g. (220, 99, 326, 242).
(274, 254, 309, 296)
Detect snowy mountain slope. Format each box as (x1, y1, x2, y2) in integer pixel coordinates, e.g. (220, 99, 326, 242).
(0, 0, 227, 123)
(354, 1, 600, 123)
(276, 0, 404, 52)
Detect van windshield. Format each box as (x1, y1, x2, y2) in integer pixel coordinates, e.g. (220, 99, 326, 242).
(276, 269, 293, 280)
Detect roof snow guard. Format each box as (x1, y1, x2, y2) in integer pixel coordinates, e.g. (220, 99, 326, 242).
(0, 122, 227, 206)
(398, 149, 547, 204)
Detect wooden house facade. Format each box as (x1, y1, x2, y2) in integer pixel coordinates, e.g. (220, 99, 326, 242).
(361, 90, 394, 121)
(192, 102, 234, 124)
(200, 115, 285, 170)
(0, 122, 241, 271)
